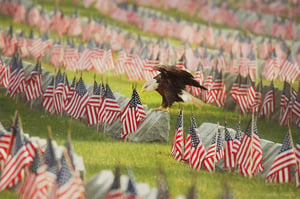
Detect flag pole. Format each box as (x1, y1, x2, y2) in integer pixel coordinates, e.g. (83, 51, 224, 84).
(249, 112, 255, 178)
(103, 79, 109, 134)
(68, 120, 71, 139)
(97, 79, 104, 133)
(47, 125, 60, 173)
(61, 71, 66, 117)
(287, 122, 299, 181)
(7, 111, 19, 158)
(47, 125, 53, 139)
(234, 118, 241, 172)
(213, 122, 219, 172)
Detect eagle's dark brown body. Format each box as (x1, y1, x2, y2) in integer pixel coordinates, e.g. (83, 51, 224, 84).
(142, 65, 207, 108)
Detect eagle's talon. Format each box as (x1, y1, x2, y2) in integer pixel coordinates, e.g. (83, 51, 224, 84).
(152, 107, 169, 112)
(153, 107, 163, 111)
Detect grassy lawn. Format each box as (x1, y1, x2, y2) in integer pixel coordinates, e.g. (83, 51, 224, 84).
(1, 0, 300, 198)
(0, 90, 300, 198)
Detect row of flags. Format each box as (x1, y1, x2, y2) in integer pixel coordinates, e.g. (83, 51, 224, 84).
(171, 110, 300, 186)
(0, 52, 43, 100)
(1, 1, 300, 83)
(2, 0, 300, 63)
(0, 52, 147, 139)
(85, 0, 298, 40)
(42, 72, 147, 139)
(191, 66, 300, 127)
(0, 112, 85, 198)
(1, 47, 300, 129)
(1, 21, 300, 85)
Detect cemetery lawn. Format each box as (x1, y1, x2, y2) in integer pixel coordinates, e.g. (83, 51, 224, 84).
(0, 76, 300, 199)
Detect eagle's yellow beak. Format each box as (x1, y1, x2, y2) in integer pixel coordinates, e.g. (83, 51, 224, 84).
(141, 88, 146, 93)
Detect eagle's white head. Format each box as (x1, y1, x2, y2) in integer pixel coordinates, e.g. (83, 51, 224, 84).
(141, 79, 159, 93)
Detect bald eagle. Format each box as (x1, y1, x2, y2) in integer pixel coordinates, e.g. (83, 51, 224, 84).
(141, 65, 207, 111)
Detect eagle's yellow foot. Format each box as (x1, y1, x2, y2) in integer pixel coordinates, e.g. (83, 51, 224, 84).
(153, 107, 169, 112)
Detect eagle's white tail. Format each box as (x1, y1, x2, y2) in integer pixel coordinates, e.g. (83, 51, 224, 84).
(180, 90, 204, 108)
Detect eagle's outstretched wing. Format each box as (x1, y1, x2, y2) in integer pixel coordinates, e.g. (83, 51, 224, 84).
(153, 65, 207, 90)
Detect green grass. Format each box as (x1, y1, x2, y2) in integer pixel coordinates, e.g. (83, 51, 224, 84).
(0, 92, 300, 198)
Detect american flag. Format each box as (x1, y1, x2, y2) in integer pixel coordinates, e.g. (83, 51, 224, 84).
(123, 53, 141, 81)
(232, 122, 242, 167)
(263, 50, 279, 80)
(216, 50, 227, 71)
(0, 121, 34, 190)
(143, 55, 160, 81)
(18, 149, 48, 199)
(121, 89, 146, 139)
(106, 166, 123, 199)
(182, 130, 191, 162)
(266, 133, 297, 183)
(86, 80, 101, 125)
(114, 50, 127, 76)
(203, 127, 224, 172)
(232, 75, 252, 114)
(78, 46, 93, 71)
(295, 138, 300, 187)
(50, 42, 64, 68)
(201, 69, 213, 102)
(56, 155, 82, 199)
(249, 80, 262, 113)
(17, 35, 30, 58)
(124, 169, 138, 199)
(236, 119, 263, 177)
(29, 37, 43, 60)
(293, 88, 300, 127)
(102, 48, 115, 72)
(260, 81, 275, 117)
(280, 81, 291, 108)
(42, 76, 55, 114)
(61, 74, 71, 110)
(0, 126, 12, 164)
(68, 11, 83, 37)
(240, 76, 254, 114)
(189, 70, 204, 97)
(28, 6, 41, 27)
(189, 121, 206, 170)
(176, 53, 186, 70)
(228, 51, 240, 74)
(65, 135, 85, 196)
(207, 68, 226, 107)
(224, 125, 235, 170)
(280, 97, 293, 126)
(98, 83, 121, 125)
(279, 50, 300, 84)
(90, 48, 105, 73)
(54, 71, 65, 114)
(7, 54, 26, 97)
(64, 40, 79, 71)
(229, 74, 240, 102)
(25, 61, 43, 101)
(171, 109, 185, 161)
(3, 31, 17, 57)
(65, 77, 76, 105)
(246, 76, 256, 111)
(183, 113, 198, 162)
(43, 138, 58, 198)
(1, 60, 10, 88)
(0, 55, 6, 83)
(65, 77, 89, 120)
